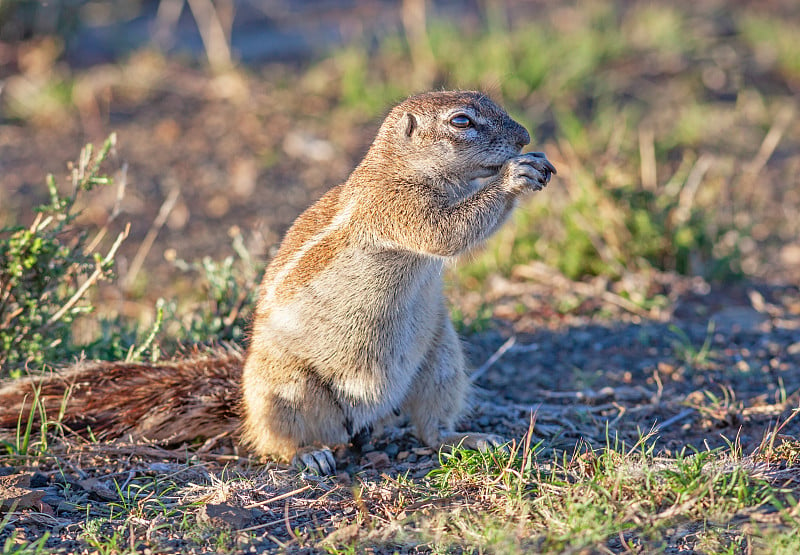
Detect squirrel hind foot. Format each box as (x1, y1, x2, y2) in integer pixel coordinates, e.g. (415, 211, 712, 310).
(436, 431, 509, 454)
(292, 446, 337, 475)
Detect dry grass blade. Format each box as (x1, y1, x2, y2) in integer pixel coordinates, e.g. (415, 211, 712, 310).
(186, 0, 233, 71)
(123, 188, 180, 291)
(245, 485, 312, 509)
(744, 103, 795, 178)
(638, 122, 657, 191)
(82, 162, 128, 255)
(670, 153, 714, 229)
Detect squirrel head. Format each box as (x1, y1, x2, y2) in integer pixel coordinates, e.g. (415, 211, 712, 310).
(367, 91, 531, 184)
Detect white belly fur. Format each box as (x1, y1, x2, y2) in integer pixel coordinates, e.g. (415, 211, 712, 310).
(264, 245, 444, 431)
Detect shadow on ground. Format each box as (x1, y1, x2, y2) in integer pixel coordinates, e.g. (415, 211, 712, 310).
(461, 279, 800, 459)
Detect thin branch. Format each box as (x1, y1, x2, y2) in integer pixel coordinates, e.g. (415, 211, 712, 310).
(653, 408, 695, 433)
(471, 336, 516, 381)
(44, 223, 130, 329)
(244, 485, 312, 509)
(123, 187, 180, 291)
(638, 122, 657, 191)
(83, 162, 128, 255)
(745, 103, 795, 178)
(186, 0, 233, 71)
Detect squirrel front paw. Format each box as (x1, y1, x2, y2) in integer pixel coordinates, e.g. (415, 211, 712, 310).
(501, 152, 557, 193)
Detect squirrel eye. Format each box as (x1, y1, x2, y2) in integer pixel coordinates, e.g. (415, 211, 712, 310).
(449, 114, 473, 128)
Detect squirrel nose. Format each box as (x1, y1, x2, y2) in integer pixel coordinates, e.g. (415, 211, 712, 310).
(515, 125, 531, 148)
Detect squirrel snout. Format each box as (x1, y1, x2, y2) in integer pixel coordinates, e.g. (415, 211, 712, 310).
(514, 126, 531, 149)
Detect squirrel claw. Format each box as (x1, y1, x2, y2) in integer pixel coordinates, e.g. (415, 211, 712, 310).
(504, 152, 557, 193)
(439, 432, 510, 454)
(472, 433, 510, 453)
(527, 152, 557, 176)
(293, 448, 336, 475)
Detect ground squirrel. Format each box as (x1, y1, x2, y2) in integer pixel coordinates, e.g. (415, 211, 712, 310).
(0, 91, 555, 473)
(242, 90, 555, 473)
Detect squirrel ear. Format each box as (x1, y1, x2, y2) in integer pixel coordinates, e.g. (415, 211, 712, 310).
(402, 112, 417, 139)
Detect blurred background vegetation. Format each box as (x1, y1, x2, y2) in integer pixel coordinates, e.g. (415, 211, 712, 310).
(0, 0, 798, 374)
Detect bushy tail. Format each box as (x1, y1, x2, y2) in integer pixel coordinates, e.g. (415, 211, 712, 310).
(0, 346, 244, 445)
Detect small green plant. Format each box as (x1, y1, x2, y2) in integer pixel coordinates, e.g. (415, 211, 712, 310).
(81, 518, 132, 555)
(0, 533, 50, 555)
(739, 14, 800, 82)
(167, 227, 262, 347)
(670, 321, 716, 369)
(450, 302, 494, 335)
(2, 382, 47, 457)
(0, 134, 126, 376)
(394, 427, 788, 553)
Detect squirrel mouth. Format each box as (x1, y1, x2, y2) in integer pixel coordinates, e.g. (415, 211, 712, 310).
(477, 164, 502, 177)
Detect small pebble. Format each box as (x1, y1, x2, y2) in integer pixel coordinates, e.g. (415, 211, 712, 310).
(30, 472, 49, 488)
(384, 443, 400, 458)
(344, 463, 360, 475)
(42, 494, 63, 506)
(362, 451, 390, 469)
(57, 501, 78, 513)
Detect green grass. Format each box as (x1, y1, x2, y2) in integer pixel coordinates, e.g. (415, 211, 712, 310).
(2, 425, 798, 553)
(739, 14, 800, 82)
(354, 439, 793, 553)
(1, 381, 50, 458)
(670, 321, 717, 370)
(0, 511, 50, 555)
